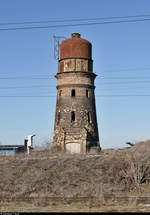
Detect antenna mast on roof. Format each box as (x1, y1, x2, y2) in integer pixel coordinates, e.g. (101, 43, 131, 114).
(53, 35, 66, 60)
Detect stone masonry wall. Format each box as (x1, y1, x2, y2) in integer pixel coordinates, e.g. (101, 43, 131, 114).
(53, 46, 100, 153)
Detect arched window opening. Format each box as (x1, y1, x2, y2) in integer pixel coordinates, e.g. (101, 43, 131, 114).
(59, 90, 62, 96)
(57, 112, 60, 125)
(71, 89, 75, 97)
(86, 90, 89, 98)
(71, 111, 75, 122)
(88, 112, 91, 123)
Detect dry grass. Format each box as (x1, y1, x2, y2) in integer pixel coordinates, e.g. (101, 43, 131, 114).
(1, 140, 150, 212)
(1, 201, 150, 212)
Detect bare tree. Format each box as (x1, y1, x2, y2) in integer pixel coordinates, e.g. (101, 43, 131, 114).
(120, 153, 150, 186)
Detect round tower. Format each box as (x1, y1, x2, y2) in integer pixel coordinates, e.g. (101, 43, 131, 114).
(53, 33, 100, 153)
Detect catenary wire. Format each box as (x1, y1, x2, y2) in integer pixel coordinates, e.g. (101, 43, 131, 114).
(1, 18, 150, 31)
(1, 76, 150, 80)
(1, 85, 150, 90)
(0, 95, 150, 98)
(1, 14, 150, 26)
(104, 67, 150, 72)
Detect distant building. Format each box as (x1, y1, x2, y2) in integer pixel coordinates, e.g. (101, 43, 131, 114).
(0, 145, 26, 155)
(0, 134, 35, 155)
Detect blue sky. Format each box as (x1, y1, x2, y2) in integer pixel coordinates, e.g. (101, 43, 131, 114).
(0, 0, 150, 149)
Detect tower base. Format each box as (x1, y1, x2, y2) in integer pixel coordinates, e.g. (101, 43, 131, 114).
(53, 127, 101, 154)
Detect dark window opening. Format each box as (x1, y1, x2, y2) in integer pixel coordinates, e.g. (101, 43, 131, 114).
(57, 112, 60, 125)
(86, 90, 89, 98)
(71, 89, 75, 97)
(88, 112, 91, 123)
(71, 111, 75, 122)
(59, 90, 62, 96)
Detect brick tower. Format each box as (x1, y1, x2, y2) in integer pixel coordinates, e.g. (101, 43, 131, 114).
(53, 33, 100, 153)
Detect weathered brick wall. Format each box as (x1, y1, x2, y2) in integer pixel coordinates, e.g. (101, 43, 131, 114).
(56, 72, 95, 86)
(53, 82, 100, 153)
(59, 58, 93, 73)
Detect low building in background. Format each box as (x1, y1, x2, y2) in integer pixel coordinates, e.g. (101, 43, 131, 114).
(0, 145, 26, 155)
(0, 134, 35, 155)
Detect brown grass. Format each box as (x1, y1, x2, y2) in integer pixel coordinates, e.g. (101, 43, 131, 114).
(1, 140, 150, 212)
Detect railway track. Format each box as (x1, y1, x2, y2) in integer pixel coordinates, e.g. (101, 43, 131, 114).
(0, 196, 93, 203)
(0, 196, 150, 204)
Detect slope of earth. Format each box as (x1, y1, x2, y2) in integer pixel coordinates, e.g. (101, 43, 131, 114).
(0, 140, 150, 212)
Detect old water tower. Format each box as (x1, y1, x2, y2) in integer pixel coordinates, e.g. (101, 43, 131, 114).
(53, 33, 100, 153)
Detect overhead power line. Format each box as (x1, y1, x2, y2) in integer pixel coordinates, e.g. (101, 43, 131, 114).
(0, 94, 150, 98)
(1, 85, 150, 90)
(1, 14, 150, 26)
(1, 76, 150, 80)
(96, 94, 150, 97)
(104, 67, 150, 73)
(0, 85, 55, 89)
(0, 77, 52, 80)
(99, 77, 150, 79)
(96, 81, 150, 84)
(1, 18, 150, 31)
